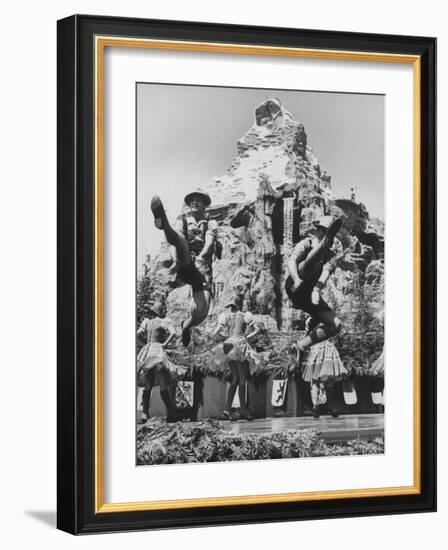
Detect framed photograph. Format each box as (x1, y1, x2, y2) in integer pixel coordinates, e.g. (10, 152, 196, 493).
(57, 15, 436, 534)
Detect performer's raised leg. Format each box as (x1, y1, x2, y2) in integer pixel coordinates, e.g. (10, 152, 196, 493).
(296, 309, 341, 352)
(297, 217, 342, 279)
(181, 289, 211, 346)
(151, 196, 191, 267)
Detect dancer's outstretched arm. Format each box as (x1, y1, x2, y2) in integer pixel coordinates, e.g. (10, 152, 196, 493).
(211, 312, 228, 339)
(246, 315, 262, 342)
(197, 220, 218, 260)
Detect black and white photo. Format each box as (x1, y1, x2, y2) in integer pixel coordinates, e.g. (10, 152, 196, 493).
(136, 84, 385, 465)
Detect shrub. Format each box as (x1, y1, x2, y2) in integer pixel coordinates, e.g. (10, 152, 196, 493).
(137, 419, 384, 465)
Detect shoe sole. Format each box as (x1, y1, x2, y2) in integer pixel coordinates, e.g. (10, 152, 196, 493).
(150, 196, 166, 230)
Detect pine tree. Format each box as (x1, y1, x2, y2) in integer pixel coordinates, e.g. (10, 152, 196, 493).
(136, 254, 152, 327)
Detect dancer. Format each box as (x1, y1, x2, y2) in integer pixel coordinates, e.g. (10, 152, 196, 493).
(211, 300, 262, 421)
(150, 189, 220, 347)
(285, 215, 343, 363)
(297, 318, 348, 418)
(136, 302, 182, 423)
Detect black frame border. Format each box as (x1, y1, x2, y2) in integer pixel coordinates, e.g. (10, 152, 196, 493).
(57, 14, 436, 534)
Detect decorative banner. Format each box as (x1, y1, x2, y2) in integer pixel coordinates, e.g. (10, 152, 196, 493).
(316, 385, 327, 406)
(176, 381, 194, 408)
(271, 379, 288, 407)
(342, 379, 358, 405)
(371, 391, 384, 405)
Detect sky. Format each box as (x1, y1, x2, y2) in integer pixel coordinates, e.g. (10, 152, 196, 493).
(137, 83, 384, 267)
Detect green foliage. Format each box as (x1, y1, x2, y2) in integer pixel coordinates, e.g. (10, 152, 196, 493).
(136, 254, 152, 327)
(335, 331, 384, 375)
(313, 436, 385, 457)
(137, 418, 384, 465)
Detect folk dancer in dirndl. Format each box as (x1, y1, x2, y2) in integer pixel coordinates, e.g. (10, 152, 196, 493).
(137, 302, 185, 423)
(297, 316, 348, 418)
(211, 299, 264, 421)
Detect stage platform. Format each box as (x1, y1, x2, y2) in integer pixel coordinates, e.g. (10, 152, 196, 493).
(221, 414, 384, 443)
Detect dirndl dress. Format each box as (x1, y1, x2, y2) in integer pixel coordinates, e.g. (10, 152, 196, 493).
(209, 338, 264, 375)
(209, 310, 267, 375)
(137, 342, 185, 387)
(302, 340, 348, 384)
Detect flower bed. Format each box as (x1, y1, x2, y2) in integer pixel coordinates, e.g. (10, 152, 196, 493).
(137, 418, 384, 465)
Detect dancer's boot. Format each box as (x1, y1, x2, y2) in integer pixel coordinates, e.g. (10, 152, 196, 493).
(150, 196, 168, 230)
(324, 217, 343, 247)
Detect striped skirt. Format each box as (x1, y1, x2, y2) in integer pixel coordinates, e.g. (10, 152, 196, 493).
(302, 340, 348, 384)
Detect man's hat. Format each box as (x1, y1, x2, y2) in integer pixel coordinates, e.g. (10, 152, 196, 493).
(148, 301, 164, 318)
(184, 188, 212, 208)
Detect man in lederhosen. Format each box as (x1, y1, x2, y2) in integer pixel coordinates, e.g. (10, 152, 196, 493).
(150, 189, 220, 346)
